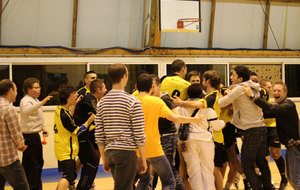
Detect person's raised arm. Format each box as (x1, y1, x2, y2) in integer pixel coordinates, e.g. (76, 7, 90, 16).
(20, 95, 52, 116)
(172, 96, 205, 109)
(166, 112, 203, 125)
(218, 86, 244, 108)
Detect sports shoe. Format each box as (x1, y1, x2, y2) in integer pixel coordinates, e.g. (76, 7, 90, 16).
(243, 179, 251, 190)
(279, 178, 288, 190)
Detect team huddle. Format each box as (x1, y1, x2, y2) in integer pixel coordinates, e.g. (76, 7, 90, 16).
(0, 59, 299, 190)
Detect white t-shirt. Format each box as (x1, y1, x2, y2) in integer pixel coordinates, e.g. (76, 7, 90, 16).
(176, 106, 224, 142)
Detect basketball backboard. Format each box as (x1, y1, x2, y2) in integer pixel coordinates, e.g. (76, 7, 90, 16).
(159, 0, 201, 32)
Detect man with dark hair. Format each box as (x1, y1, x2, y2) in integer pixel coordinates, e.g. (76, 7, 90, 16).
(186, 71, 201, 84)
(54, 85, 95, 190)
(0, 79, 29, 190)
(259, 79, 288, 189)
(20, 77, 52, 190)
(149, 74, 185, 190)
(250, 71, 259, 83)
(161, 59, 190, 100)
(218, 65, 273, 190)
(135, 73, 202, 190)
(74, 79, 107, 190)
(77, 71, 98, 96)
(95, 64, 147, 190)
(132, 70, 149, 96)
(245, 81, 299, 189)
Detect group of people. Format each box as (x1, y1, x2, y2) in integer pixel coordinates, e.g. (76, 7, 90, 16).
(0, 59, 299, 190)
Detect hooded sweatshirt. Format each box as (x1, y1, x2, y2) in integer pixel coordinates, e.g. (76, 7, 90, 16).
(218, 80, 264, 130)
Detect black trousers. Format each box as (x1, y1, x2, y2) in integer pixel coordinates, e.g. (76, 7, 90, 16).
(22, 133, 44, 190)
(77, 133, 99, 190)
(241, 127, 272, 190)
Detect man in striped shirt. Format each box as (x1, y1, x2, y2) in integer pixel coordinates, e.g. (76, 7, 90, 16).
(0, 79, 29, 190)
(95, 64, 147, 190)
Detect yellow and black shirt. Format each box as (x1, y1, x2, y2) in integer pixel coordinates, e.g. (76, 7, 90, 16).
(260, 88, 276, 128)
(74, 93, 97, 131)
(54, 105, 80, 161)
(160, 75, 190, 100)
(204, 90, 224, 143)
(77, 86, 90, 97)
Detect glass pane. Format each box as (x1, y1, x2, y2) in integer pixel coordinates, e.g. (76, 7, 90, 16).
(167, 64, 227, 85)
(285, 64, 300, 97)
(90, 64, 158, 93)
(229, 64, 282, 86)
(0, 65, 9, 80)
(12, 65, 86, 106)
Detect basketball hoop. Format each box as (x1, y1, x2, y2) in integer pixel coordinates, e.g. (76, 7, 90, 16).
(177, 18, 202, 29)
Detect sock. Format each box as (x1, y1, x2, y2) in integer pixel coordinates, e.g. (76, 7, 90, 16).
(275, 156, 286, 179)
(224, 182, 232, 190)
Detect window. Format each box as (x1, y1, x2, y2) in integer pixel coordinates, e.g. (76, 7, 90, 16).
(90, 64, 158, 93)
(12, 65, 86, 106)
(167, 64, 227, 85)
(0, 65, 9, 80)
(285, 64, 300, 97)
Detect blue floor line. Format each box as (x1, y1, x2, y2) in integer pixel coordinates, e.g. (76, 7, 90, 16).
(6, 149, 287, 186)
(41, 164, 112, 183)
(41, 149, 286, 183)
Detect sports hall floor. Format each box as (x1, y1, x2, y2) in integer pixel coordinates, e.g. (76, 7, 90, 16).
(5, 162, 294, 190)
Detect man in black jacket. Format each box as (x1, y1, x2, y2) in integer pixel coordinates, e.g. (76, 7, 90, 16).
(244, 81, 300, 190)
(74, 79, 107, 190)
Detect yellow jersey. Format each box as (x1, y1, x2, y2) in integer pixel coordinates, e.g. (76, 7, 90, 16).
(54, 105, 80, 161)
(160, 75, 190, 100)
(260, 88, 276, 127)
(204, 90, 224, 143)
(137, 95, 172, 158)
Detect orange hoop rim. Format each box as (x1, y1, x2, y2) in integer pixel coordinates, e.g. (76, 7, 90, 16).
(178, 18, 202, 22)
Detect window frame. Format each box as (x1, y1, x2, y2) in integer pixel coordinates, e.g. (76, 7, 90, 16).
(283, 62, 300, 101)
(0, 62, 12, 80)
(0, 57, 299, 111)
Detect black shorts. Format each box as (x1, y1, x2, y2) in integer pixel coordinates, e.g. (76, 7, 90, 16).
(58, 159, 77, 183)
(58, 159, 76, 175)
(222, 122, 237, 150)
(267, 127, 281, 148)
(214, 142, 227, 167)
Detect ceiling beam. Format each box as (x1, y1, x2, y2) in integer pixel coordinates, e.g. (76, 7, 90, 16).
(71, 0, 78, 47)
(0, 47, 299, 57)
(209, 0, 216, 48)
(148, 0, 161, 47)
(263, 0, 271, 48)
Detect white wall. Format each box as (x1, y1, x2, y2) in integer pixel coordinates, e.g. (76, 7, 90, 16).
(1, 0, 73, 46)
(76, 0, 144, 48)
(1, 0, 299, 49)
(268, 2, 300, 49)
(214, 0, 265, 49)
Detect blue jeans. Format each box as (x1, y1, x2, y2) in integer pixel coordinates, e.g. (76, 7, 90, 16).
(241, 127, 272, 190)
(161, 134, 185, 190)
(137, 155, 175, 190)
(0, 160, 29, 190)
(285, 146, 300, 189)
(106, 149, 138, 190)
